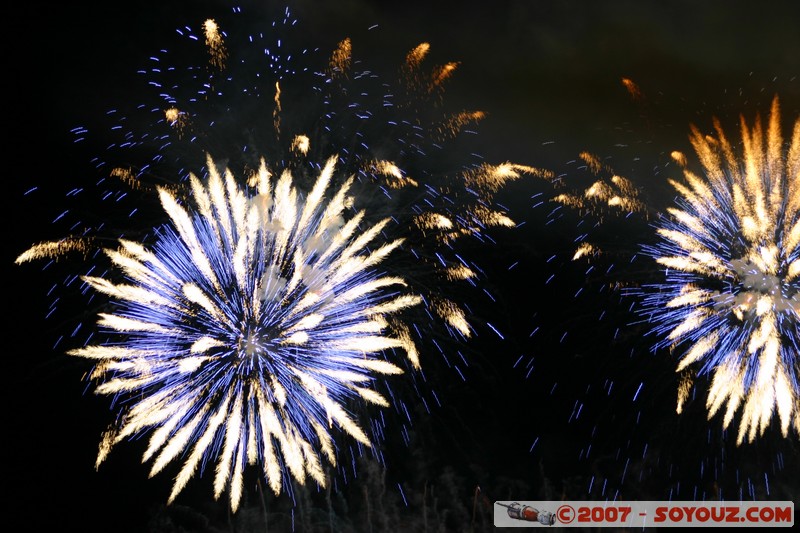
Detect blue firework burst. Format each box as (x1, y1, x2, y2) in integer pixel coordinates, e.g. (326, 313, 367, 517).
(640, 96, 800, 443)
(66, 154, 421, 511)
(16, 5, 543, 511)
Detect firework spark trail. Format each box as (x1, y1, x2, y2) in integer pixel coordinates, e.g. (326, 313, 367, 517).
(59, 154, 420, 511)
(17, 6, 543, 510)
(642, 95, 800, 444)
(552, 151, 651, 261)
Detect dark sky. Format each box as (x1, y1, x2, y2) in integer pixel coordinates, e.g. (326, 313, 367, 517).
(6, 1, 800, 531)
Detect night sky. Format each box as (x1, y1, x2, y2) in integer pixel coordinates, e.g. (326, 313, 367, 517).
(6, 1, 800, 531)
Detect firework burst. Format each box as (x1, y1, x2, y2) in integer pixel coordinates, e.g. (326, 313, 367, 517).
(53, 154, 420, 511)
(641, 96, 800, 444)
(17, 5, 541, 511)
(518, 87, 800, 503)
